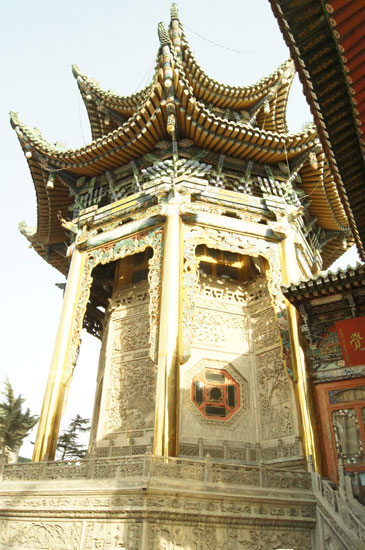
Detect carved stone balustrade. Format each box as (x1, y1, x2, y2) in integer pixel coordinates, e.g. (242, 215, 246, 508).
(0, 454, 313, 491)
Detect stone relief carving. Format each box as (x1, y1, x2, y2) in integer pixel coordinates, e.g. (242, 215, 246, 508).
(182, 237, 199, 363)
(112, 312, 150, 353)
(107, 357, 156, 433)
(197, 279, 247, 304)
(147, 524, 313, 550)
(0, 492, 314, 520)
(182, 224, 285, 365)
(94, 278, 157, 441)
(257, 347, 294, 440)
(0, 520, 82, 550)
(245, 528, 313, 550)
(93, 457, 145, 479)
(65, 228, 163, 396)
(192, 307, 247, 348)
(252, 307, 280, 351)
(84, 522, 142, 550)
(245, 275, 271, 310)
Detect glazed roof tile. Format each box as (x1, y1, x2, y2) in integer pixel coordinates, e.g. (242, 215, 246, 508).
(178, 25, 296, 134)
(269, 0, 365, 261)
(72, 65, 153, 141)
(283, 262, 365, 302)
(11, 4, 352, 272)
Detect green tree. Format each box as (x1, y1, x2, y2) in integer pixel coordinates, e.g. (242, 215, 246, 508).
(56, 415, 90, 460)
(0, 379, 38, 462)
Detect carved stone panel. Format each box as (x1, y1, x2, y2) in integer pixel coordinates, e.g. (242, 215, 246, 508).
(192, 276, 249, 354)
(257, 347, 295, 440)
(148, 524, 313, 550)
(93, 280, 157, 445)
(181, 265, 300, 450)
(0, 520, 82, 550)
(84, 522, 142, 550)
(65, 228, 163, 405)
(107, 357, 157, 433)
(182, 224, 285, 363)
(252, 307, 281, 352)
(192, 306, 248, 350)
(112, 317, 150, 352)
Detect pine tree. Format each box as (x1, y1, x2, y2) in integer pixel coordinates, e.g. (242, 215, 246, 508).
(0, 379, 38, 462)
(56, 415, 90, 460)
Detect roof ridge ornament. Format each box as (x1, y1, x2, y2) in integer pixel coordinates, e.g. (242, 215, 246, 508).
(158, 22, 177, 140)
(170, 3, 182, 58)
(158, 22, 170, 46)
(170, 3, 179, 21)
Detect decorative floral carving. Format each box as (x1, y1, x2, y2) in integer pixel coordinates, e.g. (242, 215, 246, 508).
(257, 347, 295, 440)
(112, 313, 150, 353)
(277, 309, 295, 380)
(182, 224, 285, 363)
(93, 457, 144, 479)
(252, 308, 280, 351)
(151, 457, 205, 480)
(265, 469, 312, 490)
(64, 228, 163, 403)
(245, 528, 312, 550)
(0, 520, 82, 549)
(93, 280, 157, 440)
(147, 524, 313, 550)
(192, 307, 247, 348)
(107, 357, 156, 433)
(212, 463, 260, 486)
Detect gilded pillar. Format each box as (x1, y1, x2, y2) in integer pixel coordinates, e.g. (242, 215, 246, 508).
(32, 247, 86, 462)
(153, 204, 183, 457)
(279, 225, 319, 471)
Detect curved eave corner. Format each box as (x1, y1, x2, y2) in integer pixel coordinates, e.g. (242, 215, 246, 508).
(72, 52, 159, 140)
(11, 111, 74, 252)
(173, 10, 295, 134)
(268, 0, 365, 263)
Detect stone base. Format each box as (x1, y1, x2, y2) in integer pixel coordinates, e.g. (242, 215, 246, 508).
(0, 455, 362, 549)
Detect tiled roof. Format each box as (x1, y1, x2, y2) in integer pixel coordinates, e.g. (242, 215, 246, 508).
(269, 0, 365, 261)
(10, 3, 351, 272)
(283, 263, 365, 302)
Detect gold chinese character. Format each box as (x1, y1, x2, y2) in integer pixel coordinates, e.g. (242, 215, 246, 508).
(349, 331, 365, 351)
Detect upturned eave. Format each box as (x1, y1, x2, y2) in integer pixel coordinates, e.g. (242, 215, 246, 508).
(269, 0, 365, 261)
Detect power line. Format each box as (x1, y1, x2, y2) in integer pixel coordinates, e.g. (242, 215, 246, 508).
(184, 23, 286, 55)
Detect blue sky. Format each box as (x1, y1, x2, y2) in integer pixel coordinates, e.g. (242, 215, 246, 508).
(0, 0, 359, 457)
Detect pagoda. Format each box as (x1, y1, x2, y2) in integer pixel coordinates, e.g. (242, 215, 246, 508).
(1, 5, 361, 549)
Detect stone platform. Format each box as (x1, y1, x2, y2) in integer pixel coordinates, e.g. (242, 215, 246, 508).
(0, 455, 363, 549)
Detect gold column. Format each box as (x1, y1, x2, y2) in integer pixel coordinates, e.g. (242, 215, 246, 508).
(153, 207, 182, 457)
(32, 247, 86, 462)
(279, 228, 319, 471)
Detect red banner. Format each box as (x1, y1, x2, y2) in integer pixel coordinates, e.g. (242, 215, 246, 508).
(335, 316, 365, 366)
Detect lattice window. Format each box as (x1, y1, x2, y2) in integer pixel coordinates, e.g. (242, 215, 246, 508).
(192, 368, 240, 420)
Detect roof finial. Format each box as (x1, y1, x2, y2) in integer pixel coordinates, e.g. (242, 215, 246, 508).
(158, 22, 170, 46)
(171, 3, 179, 21)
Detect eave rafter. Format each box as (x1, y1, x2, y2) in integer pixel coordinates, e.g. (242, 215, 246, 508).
(269, 0, 365, 261)
(170, 44, 318, 163)
(10, 63, 169, 176)
(10, 1, 352, 276)
(72, 64, 155, 141)
(176, 22, 295, 134)
(283, 263, 365, 304)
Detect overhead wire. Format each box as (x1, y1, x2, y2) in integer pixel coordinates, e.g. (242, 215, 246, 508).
(184, 23, 286, 55)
